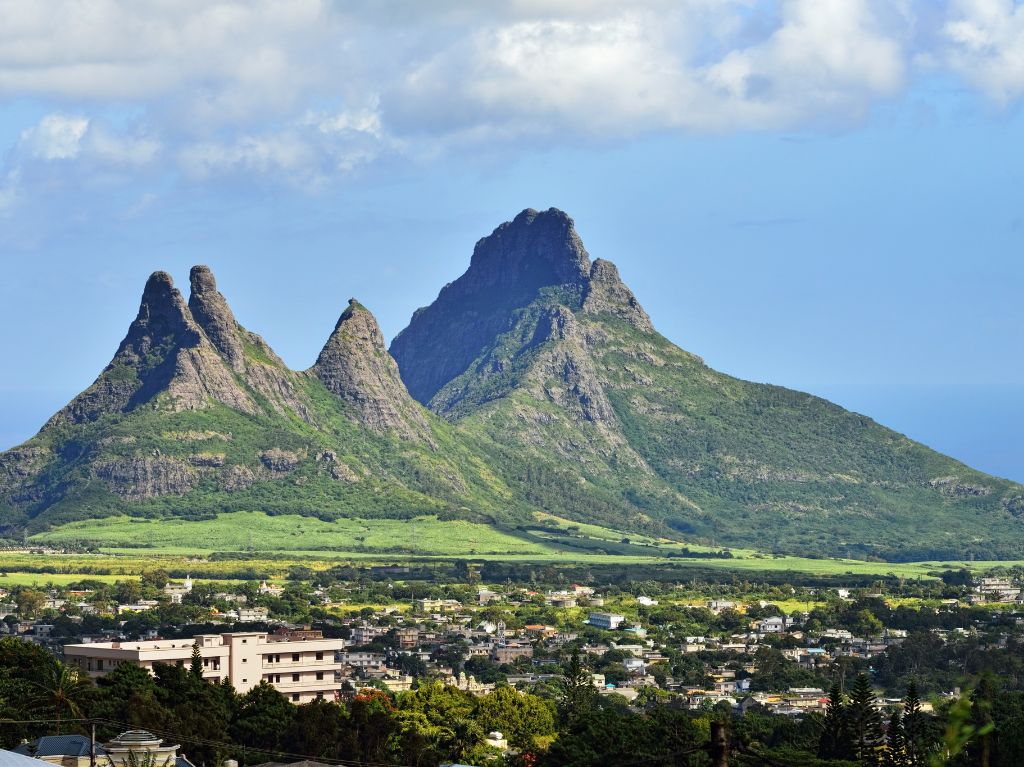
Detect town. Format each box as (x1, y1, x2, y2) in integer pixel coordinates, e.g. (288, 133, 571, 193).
(3, 561, 1024, 765)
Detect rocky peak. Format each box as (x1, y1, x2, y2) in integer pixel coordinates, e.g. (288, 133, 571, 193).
(49, 270, 259, 426)
(465, 207, 591, 293)
(188, 265, 245, 371)
(117, 271, 202, 361)
(313, 300, 430, 439)
(391, 208, 593, 405)
(582, 258, 653, 331)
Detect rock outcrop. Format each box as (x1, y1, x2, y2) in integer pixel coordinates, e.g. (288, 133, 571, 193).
(582, 259, 653, 331)
(313, 300, 431, 440)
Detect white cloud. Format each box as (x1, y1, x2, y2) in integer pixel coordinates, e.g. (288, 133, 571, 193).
(943, 0, 1024, 103)
(20, 113, 88, 159)
(0, 1, 1021, 190)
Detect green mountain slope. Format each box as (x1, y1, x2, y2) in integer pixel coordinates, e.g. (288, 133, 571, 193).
(391, 208, 1024, 560)
(0, 267, 518, 532)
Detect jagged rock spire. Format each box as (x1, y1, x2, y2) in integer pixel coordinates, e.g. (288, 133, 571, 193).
(188, 265, 245, 371)
(49, 270, 259, 427)
(313, 300, 430, 440)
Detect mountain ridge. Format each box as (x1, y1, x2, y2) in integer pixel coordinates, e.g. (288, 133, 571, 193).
(2, 208, 1022, 561)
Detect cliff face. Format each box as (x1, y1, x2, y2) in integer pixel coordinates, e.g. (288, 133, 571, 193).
(390, 208, 592, 404)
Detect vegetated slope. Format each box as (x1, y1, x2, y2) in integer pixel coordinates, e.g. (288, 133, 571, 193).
(0, 267, 516, 532)
(391, 208, 1024, 560)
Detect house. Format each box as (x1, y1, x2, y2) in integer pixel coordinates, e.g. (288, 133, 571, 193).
(234, 606, 269, 622)
(707, 600, 736, 613)
(163, 575, 193, 604)
(491, 643, 533, 664)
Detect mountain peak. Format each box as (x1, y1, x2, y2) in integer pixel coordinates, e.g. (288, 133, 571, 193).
(48, 269, 258, 426)
(468, 207, 590, 291)
(313, 300, 430, 439)
(188, 265, 244, 371)
(391, 208, 594, 404)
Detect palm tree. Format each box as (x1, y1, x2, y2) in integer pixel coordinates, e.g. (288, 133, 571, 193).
(29, 659, 92, 733)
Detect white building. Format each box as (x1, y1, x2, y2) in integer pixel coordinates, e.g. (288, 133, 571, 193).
(64, 629, 345, 704)
(588, 612, 626, 630)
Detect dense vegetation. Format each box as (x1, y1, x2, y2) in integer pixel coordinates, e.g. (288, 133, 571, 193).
(1, 636, 1020, 767)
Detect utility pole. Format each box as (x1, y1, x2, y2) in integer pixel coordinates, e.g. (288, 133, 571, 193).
(709, 721, 729, 767)
(89, 721, 96, 767)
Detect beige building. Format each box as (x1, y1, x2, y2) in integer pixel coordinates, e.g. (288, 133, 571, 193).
(64, 629, 346, 703)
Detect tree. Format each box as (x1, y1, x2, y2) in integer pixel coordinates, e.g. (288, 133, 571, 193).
(902, 680, 928, 767)
(15, 589, 46, 619)
(476, 685, 555, 749)
(231, 681, 295, 758)
(28, 658, 93, 734)
(819, 682, 852, 761)
(848, 674, 884, 766)
(559, 649, 598, 726)
(885, 710, 907, 767)
(190, 642, 204, 679)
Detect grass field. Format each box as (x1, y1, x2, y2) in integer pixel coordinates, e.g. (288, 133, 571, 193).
(3, 511, 1020, 588)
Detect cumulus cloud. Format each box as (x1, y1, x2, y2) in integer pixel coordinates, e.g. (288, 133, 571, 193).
(0, 0, 1021, 191)
(943, 0, 1024, 103)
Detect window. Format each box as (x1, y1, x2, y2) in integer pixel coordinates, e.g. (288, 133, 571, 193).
(292, 653, 300, 662)
(315, 651, 323, 661)
(292, 673, 300, 682)
(242, 678, 247, 684)
(315, 672, 323, 680)
(274, 674, 281, 683)
(242, 639, 247, 644)
(96, 660, 104, 671)
(242, 658, 247, 663)
(292, 693, 300, 702)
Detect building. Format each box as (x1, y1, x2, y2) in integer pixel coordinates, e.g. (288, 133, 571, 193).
(588, 612, 626, 630)
(64, 630, 345, 704)
(491, 643, 534, 664)
(14, 731, 193, 767)
(412, 598, 461, 614)
(234, 606, 269, 622)
(163, 576, 193, 604)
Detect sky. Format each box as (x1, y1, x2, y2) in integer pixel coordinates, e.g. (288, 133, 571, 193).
(0, 0, 1022, 482)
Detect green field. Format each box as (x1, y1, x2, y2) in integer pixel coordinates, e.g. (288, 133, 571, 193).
(3, 511, 1016, 588)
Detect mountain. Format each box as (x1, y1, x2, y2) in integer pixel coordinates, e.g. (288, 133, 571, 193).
(0, 266, 516, 532)
(391, 208, 1024, 560)
(1, 208, 1022, 560)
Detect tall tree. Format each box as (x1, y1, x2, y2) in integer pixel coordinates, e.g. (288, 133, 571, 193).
(847, 674, 884, 766)
(902, 679, 927, 767)
(818, 682, 852, 760)
(560, 649, 597, 726)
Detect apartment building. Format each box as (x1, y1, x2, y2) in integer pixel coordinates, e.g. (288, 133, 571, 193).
(63, 629, 345, 704)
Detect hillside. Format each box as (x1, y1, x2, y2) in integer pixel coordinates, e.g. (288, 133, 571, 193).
(391, 208, 1024, 561)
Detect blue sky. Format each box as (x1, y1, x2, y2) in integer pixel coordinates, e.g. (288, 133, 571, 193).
(1, 1, 1022, 481)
